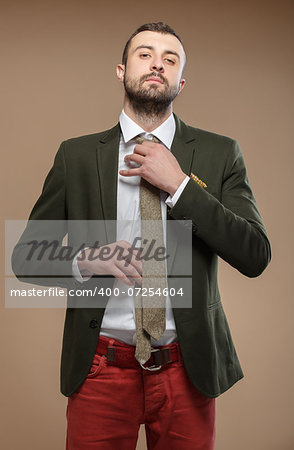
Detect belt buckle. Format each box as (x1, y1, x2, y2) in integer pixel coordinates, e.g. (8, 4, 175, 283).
(140, 348, 162, 371)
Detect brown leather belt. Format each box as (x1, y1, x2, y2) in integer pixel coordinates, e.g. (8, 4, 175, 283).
(97, 336, 183, 371)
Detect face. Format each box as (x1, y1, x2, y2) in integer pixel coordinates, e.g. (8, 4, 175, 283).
(117, 31, 186, 113)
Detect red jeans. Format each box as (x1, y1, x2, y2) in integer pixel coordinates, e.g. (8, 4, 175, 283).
(66, 336, 215, 450)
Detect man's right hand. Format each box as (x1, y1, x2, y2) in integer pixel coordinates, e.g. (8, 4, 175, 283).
(77, 240, 142, 286)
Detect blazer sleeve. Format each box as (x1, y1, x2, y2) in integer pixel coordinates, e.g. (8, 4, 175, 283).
(168, 139, 271, 277)
(11, 142, 78, 288)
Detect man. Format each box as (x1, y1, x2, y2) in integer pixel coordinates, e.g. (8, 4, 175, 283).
(12, 22, 271, 449)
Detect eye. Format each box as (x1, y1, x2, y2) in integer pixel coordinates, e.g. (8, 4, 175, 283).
(140, 53, 151, 59)
(164, 58, 176, 65)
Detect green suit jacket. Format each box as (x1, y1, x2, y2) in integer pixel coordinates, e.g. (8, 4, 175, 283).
(12, 114, 271, 398)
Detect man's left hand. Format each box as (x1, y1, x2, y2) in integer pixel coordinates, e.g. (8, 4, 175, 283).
(119, 141, 186, 196)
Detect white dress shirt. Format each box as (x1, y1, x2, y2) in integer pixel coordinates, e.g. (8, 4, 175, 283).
(74, 110, 189, 346)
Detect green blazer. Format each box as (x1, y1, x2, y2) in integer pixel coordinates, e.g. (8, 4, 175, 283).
(12, 115, 271, 398)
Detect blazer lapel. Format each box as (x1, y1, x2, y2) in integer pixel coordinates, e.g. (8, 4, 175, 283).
(167, 114, 197, 274)
(171, 114, 196, 174)
(96, 123, 120, 242)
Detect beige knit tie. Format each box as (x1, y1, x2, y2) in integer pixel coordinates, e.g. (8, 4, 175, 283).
(134, 135, 166, 365)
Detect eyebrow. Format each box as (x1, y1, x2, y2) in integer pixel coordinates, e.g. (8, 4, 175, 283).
(133, 45, 180, 60)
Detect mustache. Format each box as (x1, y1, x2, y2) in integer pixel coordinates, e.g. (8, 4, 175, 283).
(139, 72, 168, 85)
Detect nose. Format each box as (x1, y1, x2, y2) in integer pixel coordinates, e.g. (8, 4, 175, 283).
(151, 60, 164, 73)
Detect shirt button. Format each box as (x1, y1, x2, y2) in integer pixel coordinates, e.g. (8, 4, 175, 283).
(89, 319, 98, 329)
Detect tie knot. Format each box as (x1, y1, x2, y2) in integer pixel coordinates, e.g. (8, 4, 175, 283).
(135, 135, 160, 144)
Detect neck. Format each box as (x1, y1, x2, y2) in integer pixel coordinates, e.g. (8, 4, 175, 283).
(123, 96, 173, 132)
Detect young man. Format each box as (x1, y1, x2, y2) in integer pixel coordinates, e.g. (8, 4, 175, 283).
(12, 22, 271, 449)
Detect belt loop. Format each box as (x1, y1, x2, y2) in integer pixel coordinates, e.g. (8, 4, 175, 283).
(176, 342, 183, 363)
(107, 338, 116, 362)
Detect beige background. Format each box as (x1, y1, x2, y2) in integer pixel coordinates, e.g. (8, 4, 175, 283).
(1, 0, 293, 448)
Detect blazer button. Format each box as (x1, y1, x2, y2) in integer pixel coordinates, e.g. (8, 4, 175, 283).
(89, 319, 98, 329)
(192, 224, 198, 233)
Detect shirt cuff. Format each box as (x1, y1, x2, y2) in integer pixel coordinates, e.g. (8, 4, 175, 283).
(165, 176, 190, 208)
(72, 247, 93, 283)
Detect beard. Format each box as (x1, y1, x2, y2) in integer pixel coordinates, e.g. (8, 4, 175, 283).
(123, 71, 180, 117)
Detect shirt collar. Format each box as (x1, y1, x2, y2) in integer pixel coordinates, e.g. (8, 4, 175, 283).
(119, 109, 176, 149)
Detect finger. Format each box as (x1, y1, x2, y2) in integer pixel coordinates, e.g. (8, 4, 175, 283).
(116, 260, 142, 285)
(87, 259, 132, 285)
(133, 144, 148, 155)
(119, 168, 142, 177)
(124, 153, 145, 165)
(134, 142, 162, 154)
(116, 261, 142, 280)
(111, 265, 135, 286)
(122, 252, 142, 275)
(114, 241, 142, 274)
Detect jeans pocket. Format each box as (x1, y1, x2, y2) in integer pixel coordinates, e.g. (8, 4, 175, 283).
(87, 354, 107, 379)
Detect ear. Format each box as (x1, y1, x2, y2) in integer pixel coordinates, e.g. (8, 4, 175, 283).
(116, 64, 125, 83)
(178, 78, 186, 95)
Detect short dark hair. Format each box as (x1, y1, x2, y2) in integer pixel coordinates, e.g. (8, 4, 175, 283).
(122, 22, 185, 67)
